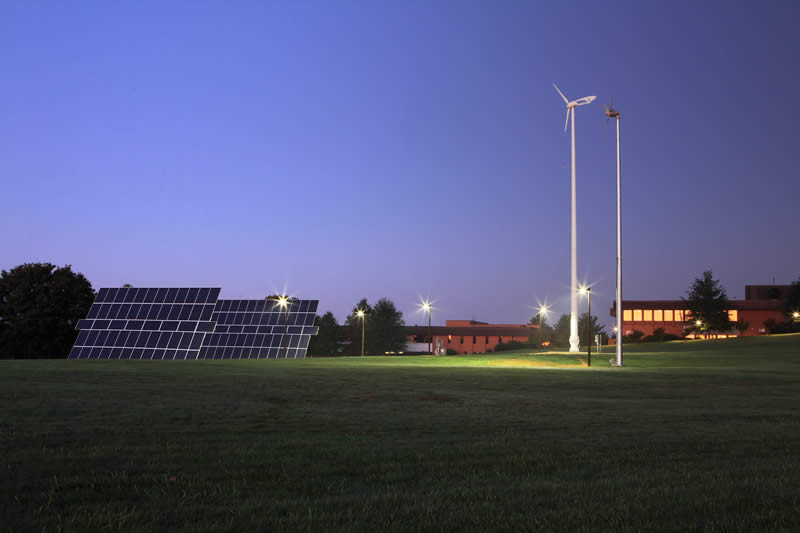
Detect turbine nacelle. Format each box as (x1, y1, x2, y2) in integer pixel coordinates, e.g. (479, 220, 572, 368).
(554, 83, 596, 131)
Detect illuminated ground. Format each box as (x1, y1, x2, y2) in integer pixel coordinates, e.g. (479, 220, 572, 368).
(2, 334, 800, 531)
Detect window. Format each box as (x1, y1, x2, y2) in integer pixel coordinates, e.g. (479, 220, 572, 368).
(664, 310, 674, 321)
(728, 310, 738, 321)
(633, 309, 642, 321)
(654, 310, 663, 321)
(485, 336, 489, 344)
(472, 336, 476, 344)
(674, 310, 683, 321)
(643, 310, 653, 321)
(623, 310, 632, 321)
(460, 336, 464, 343)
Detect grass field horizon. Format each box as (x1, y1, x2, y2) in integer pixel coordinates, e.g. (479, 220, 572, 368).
(3, 334, 799, 531)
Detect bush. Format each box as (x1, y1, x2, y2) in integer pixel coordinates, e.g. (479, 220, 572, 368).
(644, 327, 667, 343)
(494, 340, 523, 352)
(446, 348, 457, 356)
(623, 330, 645, 343)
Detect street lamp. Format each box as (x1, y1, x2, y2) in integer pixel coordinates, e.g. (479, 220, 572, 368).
(356, 309, 366, 357)
(276, 295, 290, 358)
(537, 304, 550, 349)
(420, 301, 432, 354)
(579, 286, 592, 366)
(793, 311, 799, 320)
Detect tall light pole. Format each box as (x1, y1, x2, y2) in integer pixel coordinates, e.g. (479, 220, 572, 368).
(420, 301, 432, 354)
(356, 309, 366, 357)
(276, 295, 290, 358)
(603, 99, 623, 367)
(555, 84, 596, 352)
(579, 286, 592, 367)
(537, 304, 550, 349)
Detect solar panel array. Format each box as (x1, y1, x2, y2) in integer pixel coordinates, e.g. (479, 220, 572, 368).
(200, 299, 318, 359)
(69, 288, 319, 360)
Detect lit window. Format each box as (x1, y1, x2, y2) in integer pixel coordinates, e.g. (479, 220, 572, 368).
(633, 309, 642, 321)
(623, 310, 632, 321)
(643, 310, 653, 321)
(664, 310, 674, 321)
(654, 310, 663, 321)
(728, 310, 738, 321)
(674, 310, 683, 321)
(684, 310, 691, 319)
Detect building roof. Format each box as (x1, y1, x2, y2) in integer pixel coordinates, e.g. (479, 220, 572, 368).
(404, 325, 536, 337)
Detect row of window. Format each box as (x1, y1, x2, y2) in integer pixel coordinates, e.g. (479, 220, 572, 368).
(623, 310, 738, 322)
(445, 335, 518, 344)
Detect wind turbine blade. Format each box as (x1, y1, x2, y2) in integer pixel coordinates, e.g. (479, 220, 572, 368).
(611, 95, 614, 109)
(553, 83, 569, 104)
(564, 109, 569, 132)
(601, 103, 609, 113)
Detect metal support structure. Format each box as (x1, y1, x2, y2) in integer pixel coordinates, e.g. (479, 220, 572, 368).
(361, 315, 365, 357)
(615, 115, 623, 367)
(586, 287, 592, 367)
(428, 309, 432, 355)
(569, 107, 580, 352)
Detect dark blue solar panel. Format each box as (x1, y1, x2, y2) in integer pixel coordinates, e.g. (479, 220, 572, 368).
(71, 291, 317, 360)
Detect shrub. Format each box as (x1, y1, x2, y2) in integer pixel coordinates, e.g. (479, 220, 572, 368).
(446, 348, 457, 356)
(624, 330, 645, 343)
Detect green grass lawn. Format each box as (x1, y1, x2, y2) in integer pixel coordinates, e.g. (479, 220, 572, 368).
(2, 335, 800, 531)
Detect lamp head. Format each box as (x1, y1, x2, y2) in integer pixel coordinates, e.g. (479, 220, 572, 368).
(793, 311, 799, 319)
(419, 300, 432, 313)
(578, 285, 591, 295)
(276, 295, 289, 308)
(696, 320, 702, 327)
(356, 309, 365, 318)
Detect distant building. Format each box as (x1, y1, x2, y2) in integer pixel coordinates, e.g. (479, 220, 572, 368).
(405, 320, 537, 354)
(610, 284, 791, 339)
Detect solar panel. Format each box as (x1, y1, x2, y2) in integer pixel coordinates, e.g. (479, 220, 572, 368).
(70, 290, 318, 360)
(198, 299, 318, 359)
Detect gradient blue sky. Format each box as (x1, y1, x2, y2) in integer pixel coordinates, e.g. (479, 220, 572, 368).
(2, 1, 798, 327)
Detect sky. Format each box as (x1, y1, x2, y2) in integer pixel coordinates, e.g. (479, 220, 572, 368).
(2, 1, 799, 328)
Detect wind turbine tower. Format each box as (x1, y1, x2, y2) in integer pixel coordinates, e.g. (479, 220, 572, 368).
(554, 84, 595, 353)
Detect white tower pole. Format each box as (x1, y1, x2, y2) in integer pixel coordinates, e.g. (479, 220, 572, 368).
(569, 106, 580, 352)
(615, 115, 623, 366)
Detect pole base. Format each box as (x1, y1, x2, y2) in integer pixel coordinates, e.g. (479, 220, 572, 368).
(568, 335, 580, 352)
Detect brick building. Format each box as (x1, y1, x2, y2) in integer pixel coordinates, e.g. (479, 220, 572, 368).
(405, 320, 537, 354)
(610, 284, 792, 339)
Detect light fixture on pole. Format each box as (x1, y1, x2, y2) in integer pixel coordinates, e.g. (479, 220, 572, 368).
(356, 309, 366, 357)
(579, 285, 592, 366)
(602, 97, 623, 367)
(554, 83, 596, 353)
(537, 304, 550, 349)
(419, 301, 432, 354)
(276, 295, 290, 358)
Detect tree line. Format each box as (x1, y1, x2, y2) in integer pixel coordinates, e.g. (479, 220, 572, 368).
(2, 263, 799, 358)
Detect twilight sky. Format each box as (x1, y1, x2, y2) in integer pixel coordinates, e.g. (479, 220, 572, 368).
(2, 1, 798, 328)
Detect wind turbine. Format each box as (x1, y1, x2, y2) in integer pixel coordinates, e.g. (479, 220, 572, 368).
(554, 83, 596, 353)
(602, 98, 623, 367)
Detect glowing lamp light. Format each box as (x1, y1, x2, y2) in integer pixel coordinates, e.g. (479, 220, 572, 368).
(793, 312, 799, 319)
(356, 309, 365, 318)
(696, 320, 702, 327)
(277, 296, 289, 309)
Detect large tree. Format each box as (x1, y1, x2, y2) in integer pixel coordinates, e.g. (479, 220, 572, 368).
(0, 263, 95, 359)
(682, 270, 732, 334)
(551, 314, 572, 347)
(308, 311, 340, 356)
(578, 312, 606, 347)
(342, 298, 372, 355)
(365, 298, 406, 355)
(528, 311, 553, 345)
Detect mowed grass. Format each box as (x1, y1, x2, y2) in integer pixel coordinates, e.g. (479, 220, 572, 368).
(2, 335, 800, 531)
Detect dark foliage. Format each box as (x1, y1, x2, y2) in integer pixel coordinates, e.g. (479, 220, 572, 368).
(578, 312, 606, 346)
(682, 270, 732, 334)
(0, 263, 94, 359)
(343, 298, 405, 355)
(624, 330, 645, 343)
(643, 327, 681, 343)
(308, 311, 339, 356)
(551, 314, 571, 347)
(528, 311, 553, 345)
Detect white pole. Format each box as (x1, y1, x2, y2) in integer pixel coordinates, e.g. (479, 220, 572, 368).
(569, 107, 579, 352)
(615, 115, 623, 366)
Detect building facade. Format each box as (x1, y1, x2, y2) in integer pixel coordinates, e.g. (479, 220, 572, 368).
(406, 320, 537, 354)
(610, 284, 791, 339)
